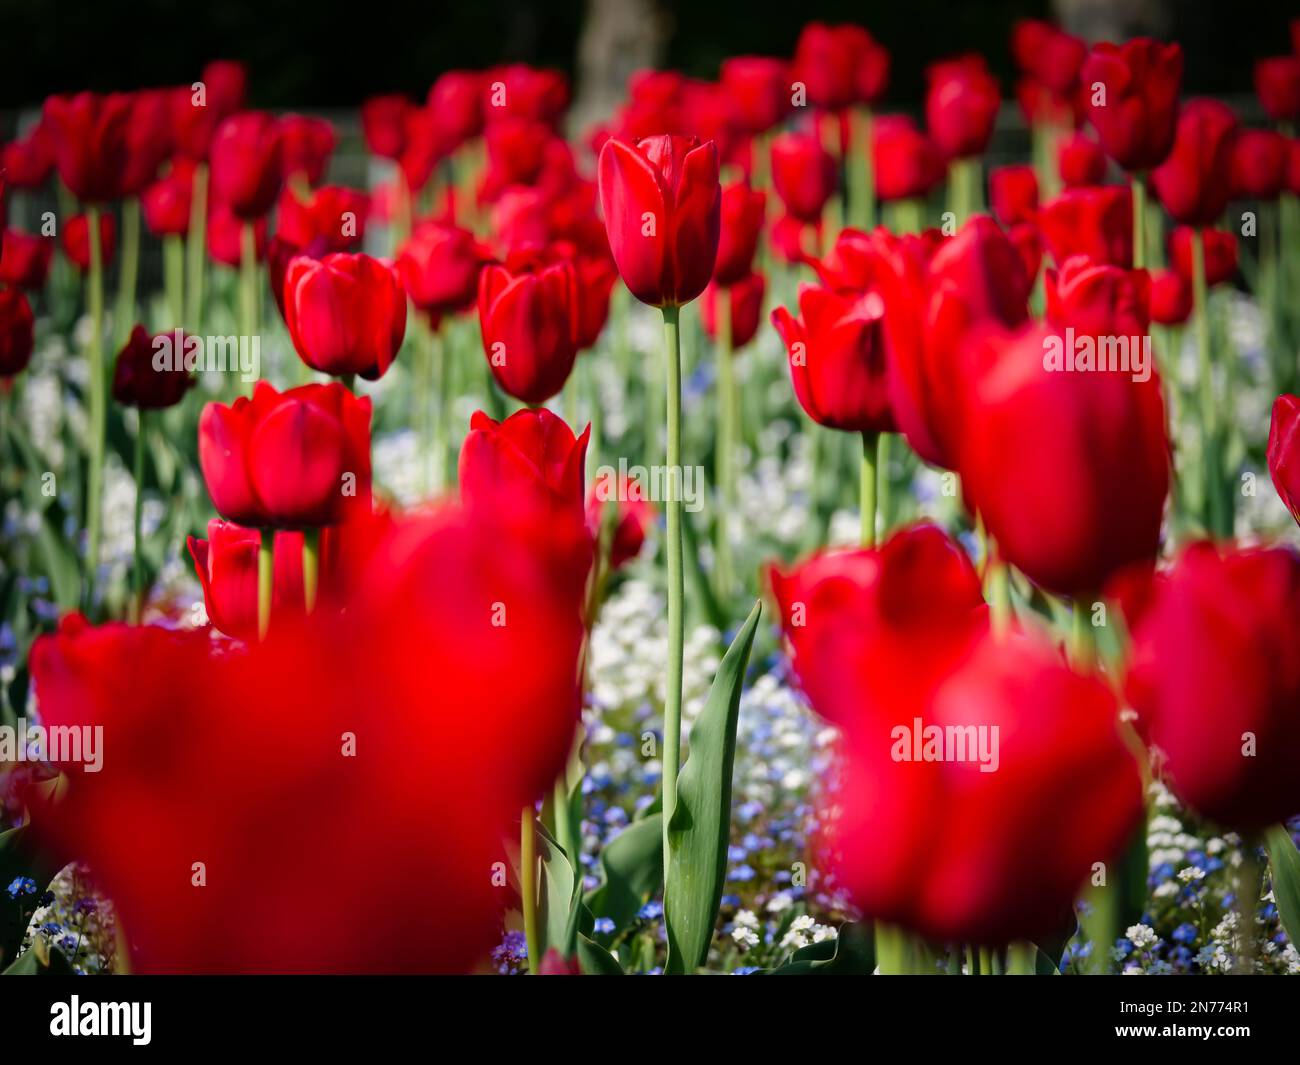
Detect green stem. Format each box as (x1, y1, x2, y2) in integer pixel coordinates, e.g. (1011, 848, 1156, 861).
(520, 805, 541, 974)
(1192, 228, 1225, 536)
(163, 235, 185, 328)
(239, 221, 257, 352)
(859, 430, 878, 547)
(661, 305, 685, 889)
(131, 410, 146, 623)
(876, 431, 892, 536)
(83, 204, 106, 611)
(715, 288, 734, 596)
(257, 531, 274, 640)
(848, 107, 875, 230)
(431, 322, 449, 495)
(1131, 174, 1146, 271)
(1235, 840, 1261, 974)
(301, 527, 319, 612)
(988, 543, 1011, 637)
(1070, 597, 1096, 670)
(184, 163, 208, 333)
(950, 158, 980, 226)
(113, 197, 141, 348)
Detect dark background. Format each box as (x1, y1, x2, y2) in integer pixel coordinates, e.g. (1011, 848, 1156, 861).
(0, 0, 1293, 108)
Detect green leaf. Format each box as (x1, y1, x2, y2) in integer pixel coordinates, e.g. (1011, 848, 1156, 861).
(663, 601, 761, 974)
(761, 922, 876, 975)
(1265, 825, 1300, 950)
(2, 938, 75, 975)
(535, 821, 580, 959)
(583, 813, 662, 942)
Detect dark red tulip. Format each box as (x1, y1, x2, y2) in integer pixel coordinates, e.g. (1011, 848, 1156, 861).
(597, 135, 721, 308)
(198, 381, 371, 529)
(806, 226, 881, 292)
(925, 54, 1001, 160)
(170, 60, 247, 161)
(483, 116, 557, 190)
(1007, 222, 1043, 288)
(988, 164, 1038, 227)
(714, 181, 766, 285)
(61, 212, 116, 272)
(478, 255, 580, 404)
(587, 471, 654, 572)
(0, 230, 54, 290)
(269, 185, 370, 318)
(121, 89, 174, 197)
(872, 115, 946, 203)
(829, 626, 1142, 945)
(278, 114, 336, 186)
(960, 322, 1169, 596)
(1230, 129, 1287, 200)
(187, 520, 304, 642)
(210, 112, 284, 220)
(771, 283, 895, 433)
(427, 70, 486, 149)
(702, 272, 765, 349)
(397, 220, 493, 324)
(206, 203, 266, 268)
(42, 91, 133, 202)
(361, 94, 413, 161)
(482, 64, 569, 128)
(142, 159, 195, 237)
(1127, 542, 1300, 832)
(1255, 56, 1300, 123)
(1057, 132, 1108, 187)
(770, 132, 837, 225)
(1011, 19, 1086, 97)
(1268, 393, 1300, 526)
(719, 57, 791, 134)
(1081, 38, 1183, 172)
(1151, 98, 1237, 228)
(769, 523, 988, 731)
(284, 253, 407, 381)
(1, 125, 55, 189)
(1169, 225, 1238, 287)
(1038, 184, 1133, 267)
(1149, 268, 1192, 325)
(0, 287, 35, 378)
(111, 325, 195, 410)
(1044, 254, 1151, 340)
(791, 22, 889, 111)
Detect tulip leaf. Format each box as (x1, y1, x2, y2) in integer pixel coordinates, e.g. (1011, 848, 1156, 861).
(2, 938, 75, 976)
(536, 821, 580, 958)
(1265, 825, 1300, 952)
(663, 600, 762, 974)
(760, 922, 876, 975)
(583, 812, 662, 942)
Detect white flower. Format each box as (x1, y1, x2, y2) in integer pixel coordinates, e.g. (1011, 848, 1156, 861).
(1177, 866, 1206, 884)
(733, 909, 759, 931)
(731, 926, 759, 951)
(1126, 924, 1158, 950)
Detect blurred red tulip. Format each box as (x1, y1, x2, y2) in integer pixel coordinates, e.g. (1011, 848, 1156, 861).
(770, 131, 837, 224)
(791, 22, 889, 111)
(1230, 129, 1287, 200)
(477, 254, 580, 404)
(428, 70, 486, 149)
(111, 325, 195, 409)
(278, 114, 336, 186)
(587, 471, 654, 572)
(719, 57, 791, 134)
(1044, 254, 1151, 339)
(360, 94, 413, 161)
(1, 125, 55, 189)
(1268, 393, 1300, 526)
(198, 381, 371, 528)
(483, 64, 569, 128)
(1057, 132, 1108, 187)
(206, 203, 266, 268)
(0, 287, 35, 378)
(1007, 222, 1042, 288)
(1081, 38, 1183, 171)
(1151, 99, 1238, 227)
(925, 55, 1001, 160)
(701, 271, 765, 349)
(397, 220, 493, 324)
(121, 89, 174, 197)
(1149, 268, 1192, 325)
(597, 135, 720, 308)
(1038, 184, 1133, 267)
(1011, 19, 1086, 97)
(1255, 56, 1300, 123)
(805, 226, 880, 292)
(0, 230, 54, 290)
(171, 60, 247, 160)
(989, 164, 1038, 227)
(187, 519, 304, 642)
(872, 116, 946, 203)
(142, 159, 195, 237)
(210, 112, 284, 219)
(1169, 226, 1238, 287)
(714, 181, 766, 285)
(61, 212, 116, 272)
(42, 91, 133, 202)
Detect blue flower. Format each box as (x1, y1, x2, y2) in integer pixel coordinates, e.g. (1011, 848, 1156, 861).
(728, 864, 756, 883)
(637, 901, 663, 921)
(1171, 922, 1198, 944)
(732, 966, 761, 975)
(593, 917, 616, 935)
(6, 876, 37, 899)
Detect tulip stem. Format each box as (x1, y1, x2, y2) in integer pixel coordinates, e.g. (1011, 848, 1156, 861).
(185, 163, 208, 333)
(1070, 597, 1096, 671)
(83, 204, 106, 612)
(431, 322, 449, 495)
(257, 531, 274, 640)
(520, 805, 541, 974)
(1192, 227, 1226, 536)
(163, 235, 185, 329)
(715, 288, 735, 597)
(848, 107, 875, 231)
(988, 543, 1012, 638)
(877, 431, 893, 536)
(660, 305, 685, 892)
(1131, 175, 1146, 271)
(239, 222, 257, 364)
(113, 197, 141, 349)
(859, 431, 879, 547)
(131, 410, 146, 623)
(301, 528, 319, 612)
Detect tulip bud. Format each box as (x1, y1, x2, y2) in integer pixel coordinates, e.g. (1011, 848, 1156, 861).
(0, 287, 35, 378)
(112, 325, 195, 410)
(477, 256, 580, 404)
(188, 519, 305, 642)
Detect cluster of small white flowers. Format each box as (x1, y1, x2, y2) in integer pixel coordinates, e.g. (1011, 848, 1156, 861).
(730, 926, 759, 951)
(778, 913, 834, 951)
(1177, 865, 1206, 884)
(371, 429, 427, 506)
(1126, 923, 1159, 950)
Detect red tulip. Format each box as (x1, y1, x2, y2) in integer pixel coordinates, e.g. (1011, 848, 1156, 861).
(960, 322, 1169, 596)
(1, 125, 55, 189)
(483, 116, 557, 190)
(278, 114, 336, 185)
(1007, 222, 1043, 288)
(210, 112, 284, 220)
(714, 181, 766, 285)
(701, 272, 765, 349)
(361, 94, 413, 161)
(806, 226, 881, 292)
(1149, 268, 1192, 325)
(1168, 226, 1238, 287)
(719, 57, 791, 134)
(829, 626, 1142, 945)
(771, 283, 894, 433)
(142, 159, 195, 237)
(1057, 132, 1108, 187)
(1255, 56, 1300, 123)
(1151, 98, 1238, 228)
(283, 253, 406, 381)
(0, 230, 53, 290)
(587, 471, 654, 572)
(1268, 393, 1300, 526)
(872, 115, 946, 203)
(41, 91, 133, 203)
(198, 381, 371, 528)
(428, 70, 486, 149)
(206, 203, 266, 268)
(0, 287, 35, 378)
(791, 22, 889, 111)
(61, 212, 116, 272)
(1127, 543, 1300, 831)
(1081, 38, 1184, 171)
(770, 132, 837, 225)
(1230, 128, 1287, 200)
(483, 64, 569, 128)
(1011, 19, 1086, 97)
(111, 325, 195, 409)
(769, 523, 988, 731)
(925, 54, 1001, 160)
(477, 254, 580, 404)
(187, 519, 305, 642)
(278, 185, 369, 253)
(171, 60, 247, 160)
(873, 217, 1031, 469)
(1044, 254, 1151, 339)
(597, 135, 721, 308)
(1038, 184, 1133, 267)
(568, 249, 618, 350)
(121, 89, 175, 197)
(397, 220, 492, 324)
(989, 164, 1038, 227)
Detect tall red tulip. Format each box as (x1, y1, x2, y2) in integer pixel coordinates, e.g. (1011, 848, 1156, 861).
(1151, 98, 1237, 227)
(428, 70, 486, 149)
(41, 91, 133, 202)
(278, 114, 336, 186)
(872, 117, 946, 204)
(1081, 38, 1184, 171)
(719, 57, 791, 134)
(1057, 133, 1108, 187)
(713, 181, 766, 285)
(477, 255, 580, 404)
(702, 272, 765, 349)
(1230, 129, 1287, 200)
(1255, 56, 1300, 123)
(989, 164, 1038, 227)
(0, 230, 54, 290)
(1038, 184, 1133, 267)
(397, 220, 492, 325)
(791, 22, 889, 111)
(925, 55, 1000, 160)
(1169, 226, 1237, 287)
(171, 60, 247, 160)
(770, 132, 837, 225)
(142, 159, 195, 237)
(187, 519, 305, 642)
(209, 112, 284, 219)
